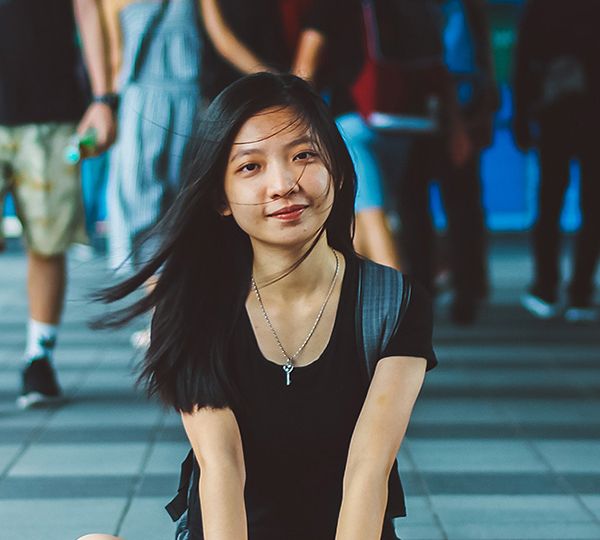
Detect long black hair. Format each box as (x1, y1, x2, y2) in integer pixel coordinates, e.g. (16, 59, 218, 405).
(95, 73, 357, 412)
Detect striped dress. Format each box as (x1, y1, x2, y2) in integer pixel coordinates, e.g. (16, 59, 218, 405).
(107, 0, 202, 271)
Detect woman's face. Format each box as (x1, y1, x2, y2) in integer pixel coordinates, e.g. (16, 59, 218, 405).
(222, 107, 334, 250)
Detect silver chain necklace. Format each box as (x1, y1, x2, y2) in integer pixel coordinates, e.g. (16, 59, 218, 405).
(251, 249, 340, 387)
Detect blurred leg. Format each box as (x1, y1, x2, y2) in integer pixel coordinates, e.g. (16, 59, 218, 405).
(336, 113, 401, 267)
(569, 142, 600, 305)
(439, 153, 488, 300)
(355, 208, 401, 269)
(532, 126, 571, 301)
(28, 251, 66, 324)
(437, 152, 487, 324)
(396, 137, 435, 293)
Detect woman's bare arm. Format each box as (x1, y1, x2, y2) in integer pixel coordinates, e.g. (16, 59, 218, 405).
(200, 0, 274, 75)
(335, 356, 427, 540)
(181, 407, 248, 540)
(292, 28, 327, 83)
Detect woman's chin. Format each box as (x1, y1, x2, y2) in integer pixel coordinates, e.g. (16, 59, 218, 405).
(252, 230, 324, 253)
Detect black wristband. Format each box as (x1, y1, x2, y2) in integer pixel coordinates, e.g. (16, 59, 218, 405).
(92, 92, 119, 112)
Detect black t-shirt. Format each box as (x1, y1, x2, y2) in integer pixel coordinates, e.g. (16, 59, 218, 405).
(218, 255, 437, 540)
(0, 0, 87, 125)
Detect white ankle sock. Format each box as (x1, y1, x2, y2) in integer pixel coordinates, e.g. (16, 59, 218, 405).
(25, 319, 58, 363)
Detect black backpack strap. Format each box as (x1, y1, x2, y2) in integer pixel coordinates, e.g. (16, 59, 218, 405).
(165, 449, 195, 522)
(355, 258, 412, 518)
(355, 258, 412, 380)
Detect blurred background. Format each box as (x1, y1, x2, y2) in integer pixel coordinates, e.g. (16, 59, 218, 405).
(0, 1, 584, 243)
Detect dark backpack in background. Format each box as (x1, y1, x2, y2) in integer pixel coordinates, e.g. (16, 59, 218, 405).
(166, 259, 412, 540)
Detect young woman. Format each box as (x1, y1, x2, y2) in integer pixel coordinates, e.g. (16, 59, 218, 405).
(82, 73, 436, 540)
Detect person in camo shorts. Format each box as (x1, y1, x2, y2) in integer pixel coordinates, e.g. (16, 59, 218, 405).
(0, 0, 116, 408)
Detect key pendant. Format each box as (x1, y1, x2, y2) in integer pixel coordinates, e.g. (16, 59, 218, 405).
(283, 363, 294, 386)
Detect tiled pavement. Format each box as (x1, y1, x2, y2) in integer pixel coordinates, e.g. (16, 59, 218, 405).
(1, 238, 599, 540)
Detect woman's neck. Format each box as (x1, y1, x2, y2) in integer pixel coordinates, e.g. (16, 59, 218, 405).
(251, 235, 338, 302)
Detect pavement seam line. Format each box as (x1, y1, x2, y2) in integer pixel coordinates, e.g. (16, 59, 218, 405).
(114, 407, 168, 536)
(402, 441, 449, 540)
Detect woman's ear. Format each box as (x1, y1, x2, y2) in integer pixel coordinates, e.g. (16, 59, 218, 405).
(213, 189, 232, 216)
(218, 200, 232, 216)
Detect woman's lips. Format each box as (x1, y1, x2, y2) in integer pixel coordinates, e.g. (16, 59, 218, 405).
(268, 205, 307, 221)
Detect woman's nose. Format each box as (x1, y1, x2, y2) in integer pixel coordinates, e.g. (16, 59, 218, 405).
(266, 165, 300, 198)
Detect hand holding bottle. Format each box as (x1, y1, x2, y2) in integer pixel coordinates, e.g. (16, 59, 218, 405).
(64, 129, 98, 164)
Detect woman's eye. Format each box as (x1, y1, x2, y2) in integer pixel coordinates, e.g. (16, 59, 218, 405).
(239, 163, 259, 173)
(294, 151, 317, 161)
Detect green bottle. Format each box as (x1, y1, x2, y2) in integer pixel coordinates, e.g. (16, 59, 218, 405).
(63, 129, 97, 165)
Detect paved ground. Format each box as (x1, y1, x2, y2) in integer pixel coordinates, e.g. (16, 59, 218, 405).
(1, 237, 599, 540)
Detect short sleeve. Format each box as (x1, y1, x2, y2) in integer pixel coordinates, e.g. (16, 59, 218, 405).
(380, 279, 438, 371)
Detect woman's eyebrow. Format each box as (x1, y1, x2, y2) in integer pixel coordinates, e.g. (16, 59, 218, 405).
(285, 135, 314, 149)
(229, 135, 314, 163)
(229, 147, 263, 163)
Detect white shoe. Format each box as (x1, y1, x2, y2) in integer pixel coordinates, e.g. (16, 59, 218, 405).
(520, 293, 560, 319)
(564, 306, 598, 324)
(130, 328, 151, 350)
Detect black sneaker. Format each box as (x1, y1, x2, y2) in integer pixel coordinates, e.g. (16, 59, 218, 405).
(17, 357, 63, 409)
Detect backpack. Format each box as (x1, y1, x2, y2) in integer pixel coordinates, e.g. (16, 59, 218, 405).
(352, 0, 448, 132)
(166, 258, 412, 539)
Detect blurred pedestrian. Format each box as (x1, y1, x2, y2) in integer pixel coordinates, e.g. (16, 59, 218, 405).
(100, 0, 203, 273)
(0, 0, 116, 408)
(87, 72, 436, 540)
(100, 0, 204, 348)
(391, 0, 498, 324)
(514, 0, 600, 323)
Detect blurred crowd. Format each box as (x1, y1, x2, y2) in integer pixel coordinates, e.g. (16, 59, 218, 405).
(0, 0, 598, 407)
